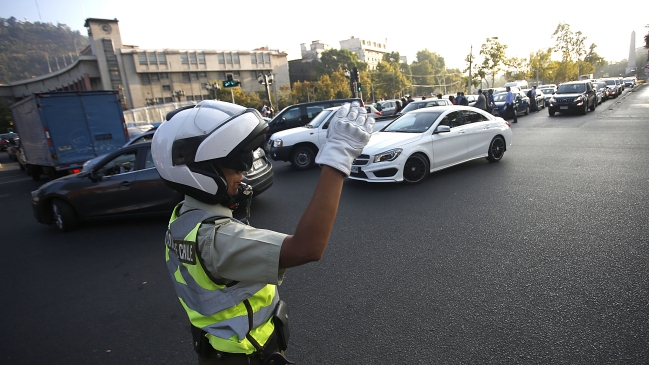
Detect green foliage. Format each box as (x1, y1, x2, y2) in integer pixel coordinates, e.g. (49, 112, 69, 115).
(369, 61, 410, 100)
(0, 17, 89, 83)
(410, 49, 447, 96)
(478, 38, 508, 87)
(314, 49, 367, 78)
(0, 103, 13, 132)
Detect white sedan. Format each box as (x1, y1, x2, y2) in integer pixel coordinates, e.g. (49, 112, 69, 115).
(349, 105, 513, 183)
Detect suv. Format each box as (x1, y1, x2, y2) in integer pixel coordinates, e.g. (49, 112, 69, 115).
(548, 81, 597, 116)
(603, 79, 621, 98)
(266, 98, 362, 137)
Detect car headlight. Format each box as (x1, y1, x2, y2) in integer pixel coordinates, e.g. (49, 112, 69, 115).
(272, 139, 283, 148)
(574, 95, 583, 102)
(373, 148, 403, 163)
(550, 97, 555, 103)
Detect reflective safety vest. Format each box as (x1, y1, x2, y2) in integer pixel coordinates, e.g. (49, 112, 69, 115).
(165, 204, 278, 354)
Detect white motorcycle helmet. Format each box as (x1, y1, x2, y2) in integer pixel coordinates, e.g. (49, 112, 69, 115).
(151, 100, 268, 204)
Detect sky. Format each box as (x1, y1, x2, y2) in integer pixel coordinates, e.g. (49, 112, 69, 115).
(1, 0, 647, 71)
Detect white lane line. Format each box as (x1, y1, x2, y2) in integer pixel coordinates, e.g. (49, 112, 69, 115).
(0, 177, 34, 185)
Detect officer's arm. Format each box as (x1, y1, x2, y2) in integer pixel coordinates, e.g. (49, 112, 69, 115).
(279, 166, 344, 269)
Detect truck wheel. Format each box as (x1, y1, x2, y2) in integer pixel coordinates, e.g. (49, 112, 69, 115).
(29, 165, 41, 181)
(52, 199, 78, 232)
(290, 145, 315, 170)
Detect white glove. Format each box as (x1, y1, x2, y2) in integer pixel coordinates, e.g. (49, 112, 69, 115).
(315, 102, 375, 176)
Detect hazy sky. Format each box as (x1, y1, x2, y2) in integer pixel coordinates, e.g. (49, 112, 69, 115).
(2, 0, 646, 70)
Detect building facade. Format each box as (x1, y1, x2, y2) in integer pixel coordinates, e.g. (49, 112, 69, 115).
(0, 18, 290, 110)
(339, 36, 389, 70)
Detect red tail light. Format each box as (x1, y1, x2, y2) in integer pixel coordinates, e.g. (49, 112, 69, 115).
(71, 168, 81, 174)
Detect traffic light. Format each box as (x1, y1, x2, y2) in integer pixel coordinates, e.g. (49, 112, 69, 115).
(357, 83, 362, 92)
(351, 67, 359, 82)
(223, 73, 240, 88)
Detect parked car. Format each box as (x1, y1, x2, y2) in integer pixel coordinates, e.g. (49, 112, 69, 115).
(491, 91, 530, 118)
(537, 86, 556, 106)
(365, 104, 383, 118)
(592, 83, 604, 105)
(6, 137, 19, 161)
(376, 100, 400, 116)
(548, 80, 597, 116)
(32, 142, 273, 232)
(523, 89, 545, 110)
(348, 106, 513, 184)
(266, 98, 362, 137)
(0, 132, 19, 151)
(594, 81, 610, 101)
(603, 79, 620, 98)
(623, 77, 636, 88)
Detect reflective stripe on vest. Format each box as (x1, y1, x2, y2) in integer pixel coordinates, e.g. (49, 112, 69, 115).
(166, 204, 278, 354)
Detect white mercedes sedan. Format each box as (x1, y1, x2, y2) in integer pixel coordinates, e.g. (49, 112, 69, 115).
(349, 106, 513, 183)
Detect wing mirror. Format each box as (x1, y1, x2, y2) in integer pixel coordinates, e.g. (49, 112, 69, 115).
(89, 170, 104, 182)
(434, 125, 451, 134)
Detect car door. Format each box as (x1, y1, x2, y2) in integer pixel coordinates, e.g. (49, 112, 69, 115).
(431, 111, 468, 169)
(79, 148, 139, 218)
(132, 145, 182, 214)
(463, 110, 495, 158)
(317, 111, 337, 147)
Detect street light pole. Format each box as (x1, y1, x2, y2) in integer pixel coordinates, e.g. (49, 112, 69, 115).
(468, 44, 473, 95)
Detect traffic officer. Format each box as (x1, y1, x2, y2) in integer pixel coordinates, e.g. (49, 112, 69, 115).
(151, 100, 374, 364)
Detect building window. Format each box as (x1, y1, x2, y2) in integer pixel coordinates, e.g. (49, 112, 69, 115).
(251, 54, 257, 64)
(189, 53, 197, 64)
(141, 74, 150, 85)
(160, 72, 169, 80)
(186, 95, 194, 101)
(233, 54, 240, 64)
(263, 53, 270, 63)
(201, 83, 207, 89)
(225, 53, 232, 63)
(157, 53, 167, 64)
(198, 53, 205, 64)
(164, 97, 173, 103)
(182, 72, 190, 82)
(162, 85, 171, 91)
(190, 72, 198, 81)
(251, 71, 258, 78)
(138, 53, 147, 65)
(198, 72, 207, 78)
(181, 53, 189, 64)
(151, 73, 159, 82)
(148, 52, 157, 63)
(218, 54, 225, 64)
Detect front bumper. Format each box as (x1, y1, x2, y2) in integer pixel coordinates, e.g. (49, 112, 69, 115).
(348, 154, 402, 183)
(243, 156, 274, 196)
(268, 145, 292, 162)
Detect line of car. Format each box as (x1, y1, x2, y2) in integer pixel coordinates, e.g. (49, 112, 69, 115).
(22, 78, 636, 232)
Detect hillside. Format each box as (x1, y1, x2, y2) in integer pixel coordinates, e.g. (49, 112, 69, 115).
(0, 17, 89, 84)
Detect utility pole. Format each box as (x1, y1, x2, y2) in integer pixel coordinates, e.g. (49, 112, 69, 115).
(468, 44, 473, 94)
(257, 72, 274, 111)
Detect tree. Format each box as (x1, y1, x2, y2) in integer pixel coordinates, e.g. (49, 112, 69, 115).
(503, 57, 529, 81)
(645, 24, 649, 49)
(478, 38, 508, 87)
(528, 48, 555, 84)
(371, 61, 410, 99)
(552, 22, 588, 79)
(314, 49, 367, 78)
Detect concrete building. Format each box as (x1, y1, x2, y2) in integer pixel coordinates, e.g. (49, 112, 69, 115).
(0, 18, 290, 110)
(289, 40, 333, 84)
(626, 31, 637, 76)
(339, 36, 389, 70)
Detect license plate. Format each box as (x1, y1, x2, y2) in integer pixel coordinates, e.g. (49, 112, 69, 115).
(351, 166, 359, 173)
(560, 106, 569, 110)
(253, 159, 263, 170)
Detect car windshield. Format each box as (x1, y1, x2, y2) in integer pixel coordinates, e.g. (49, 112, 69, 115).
(305, 109, 334, 128)
(384, 111, 442, 133)
(557, 84, 585, 93)
(539, 88, 553, 94)
(493, 93, 508, 102)
(605, 80, 616, 85)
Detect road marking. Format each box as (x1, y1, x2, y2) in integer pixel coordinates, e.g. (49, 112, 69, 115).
(0, 177, 34, 185)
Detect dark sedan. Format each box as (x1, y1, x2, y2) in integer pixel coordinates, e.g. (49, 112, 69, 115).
(31, 142, 274, 232)
(491, 91, 530, 118)
(548, 81, 597, 116)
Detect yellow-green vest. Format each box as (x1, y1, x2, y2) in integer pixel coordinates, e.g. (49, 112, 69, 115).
(165, 204, 278, 354)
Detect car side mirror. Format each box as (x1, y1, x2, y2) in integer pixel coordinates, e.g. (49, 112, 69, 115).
(434, 125, 451, 134)
(89, 170, 104, 182)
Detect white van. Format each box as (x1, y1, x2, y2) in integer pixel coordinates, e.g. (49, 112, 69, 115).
(504, 80, 529, 89)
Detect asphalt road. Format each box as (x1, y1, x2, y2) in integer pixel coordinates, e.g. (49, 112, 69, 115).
(1, 85, 647, 364)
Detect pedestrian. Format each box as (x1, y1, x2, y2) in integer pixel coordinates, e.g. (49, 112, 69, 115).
(421, 96, 427, 100)
(394, 100, 403, 114)
(531, 86, 538, 112)
(401, 97, 408, 108)
(152, 101, 374, 365)
(474, 89, 486, 110)
(505, 86, 518, 123)
(261, 103, 269, 117)
(437, 93, 443, 99)
(459, 92, 469, 106)
(449, 95, 456, 105)
(487, 89, 495, 114)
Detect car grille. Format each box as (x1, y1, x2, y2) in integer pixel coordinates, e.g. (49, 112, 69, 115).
(560, 98, 572, 103)
(353, 154, 370, 166)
